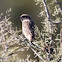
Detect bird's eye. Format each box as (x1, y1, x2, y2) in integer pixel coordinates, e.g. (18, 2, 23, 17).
(22, 16, 27, 18)
(22, 16, 30, 19)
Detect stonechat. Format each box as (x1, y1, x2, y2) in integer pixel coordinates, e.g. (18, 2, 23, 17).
(20, 14, 35, 43)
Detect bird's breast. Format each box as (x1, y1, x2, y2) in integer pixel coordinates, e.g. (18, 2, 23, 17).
(22, 27, 32, 41)
(22, 20, 33, 41)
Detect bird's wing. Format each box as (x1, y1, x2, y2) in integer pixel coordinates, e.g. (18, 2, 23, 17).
(29, 20, 41, 41)
(29, 20, 35, 39)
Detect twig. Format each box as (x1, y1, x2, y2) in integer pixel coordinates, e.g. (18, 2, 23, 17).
(42, 0, 53, 61)
(21, 39, 45, 62)
(31, 47, 45, 62)
(42, 0, 50, 19)
(3, 47, 29, 62)
(8, 47, 29, 56)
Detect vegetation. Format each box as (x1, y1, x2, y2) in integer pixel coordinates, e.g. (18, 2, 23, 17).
(34, 0, 62, 62)
(0, 0, 62, 62)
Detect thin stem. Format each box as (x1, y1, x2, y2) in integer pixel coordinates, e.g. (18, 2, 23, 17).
(42, 0, 50, 19)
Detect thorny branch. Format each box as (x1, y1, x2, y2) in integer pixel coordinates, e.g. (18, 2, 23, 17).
(42, 0, 52, 61)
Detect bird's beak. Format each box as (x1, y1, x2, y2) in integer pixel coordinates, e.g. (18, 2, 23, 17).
(20, 16, 23, 22)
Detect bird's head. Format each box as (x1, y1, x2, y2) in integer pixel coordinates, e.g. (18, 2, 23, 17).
(20, 14, 31, 22)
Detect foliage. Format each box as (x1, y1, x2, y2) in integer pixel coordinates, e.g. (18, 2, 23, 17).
(0, 0, 62, 62)
(0, 8, 23, 62)
(0, 8, 41, 62)
(34, 0, 62, 62)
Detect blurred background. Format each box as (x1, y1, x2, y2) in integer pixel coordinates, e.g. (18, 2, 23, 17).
(0, 0, 42, 30)
(0, 0, 42, 60)
(0, 0, 62, 61)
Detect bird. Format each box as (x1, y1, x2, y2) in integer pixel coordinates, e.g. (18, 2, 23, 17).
(20, 14, 35, 43)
